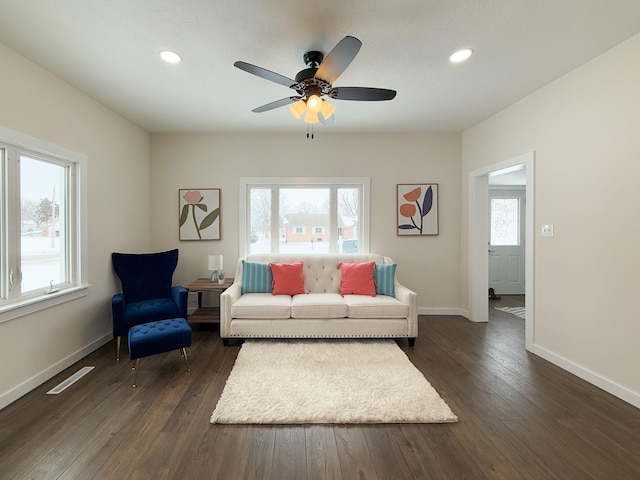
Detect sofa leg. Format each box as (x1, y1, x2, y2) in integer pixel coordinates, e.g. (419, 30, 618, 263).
(408, 337, 416, 347)
(222, 338, 229, 347)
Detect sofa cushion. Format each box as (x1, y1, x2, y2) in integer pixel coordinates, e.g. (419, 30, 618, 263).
(241, 261, 273, 294)
(231, 293, 291, 319)
(291, 293, 348, 319)
(270, 261, 306, 295)
(339, 261, 376, 296)
(374, 263, 397, 297)
(344, 295, 409, 318)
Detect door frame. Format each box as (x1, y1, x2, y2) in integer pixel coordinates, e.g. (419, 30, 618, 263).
(468, 152, 535, 351)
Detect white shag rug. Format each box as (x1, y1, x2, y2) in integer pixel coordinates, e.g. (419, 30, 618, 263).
(495, 306, 526, 319)
(210, 340, 458, 424)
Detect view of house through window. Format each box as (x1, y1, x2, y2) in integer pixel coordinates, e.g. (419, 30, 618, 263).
(244, 178, 368, 255)
(490, 198, 520, 246)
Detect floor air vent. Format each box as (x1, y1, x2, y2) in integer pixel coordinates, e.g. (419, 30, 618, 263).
(46, 366, 95, 395)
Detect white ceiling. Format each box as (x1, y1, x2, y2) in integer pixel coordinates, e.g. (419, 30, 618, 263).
(1, 0, 640, 134)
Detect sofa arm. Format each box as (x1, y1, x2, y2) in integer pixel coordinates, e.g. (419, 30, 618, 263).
(220, 282, 242, 338)
(395, 283, 418, 338)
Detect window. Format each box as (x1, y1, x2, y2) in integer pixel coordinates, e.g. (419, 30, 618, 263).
(490, 198, 520, 246)
(0, 126, 88, 322)
(240, 177, 370, 256)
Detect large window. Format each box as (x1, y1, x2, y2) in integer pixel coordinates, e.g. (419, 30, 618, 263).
(240, 178, 370, 256)
(0, 126, 87, 322)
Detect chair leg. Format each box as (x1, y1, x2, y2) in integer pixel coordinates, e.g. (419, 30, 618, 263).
(132, 358, 140, 387)
(116, 336, 121, 361)
(181, 348, 191, 372)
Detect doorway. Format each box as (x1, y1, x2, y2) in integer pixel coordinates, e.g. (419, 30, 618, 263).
(489, 186, 525, 295)
(468, 152, 535, 351)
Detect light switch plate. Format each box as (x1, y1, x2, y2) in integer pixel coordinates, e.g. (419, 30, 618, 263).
(541, 224, 554, 237)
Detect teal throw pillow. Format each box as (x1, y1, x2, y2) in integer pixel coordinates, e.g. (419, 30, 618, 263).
(241, 261, 273, 294)
(374, 264, 396, 297)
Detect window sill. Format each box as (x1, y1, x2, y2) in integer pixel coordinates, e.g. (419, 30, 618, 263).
(0, 285, 89, 325)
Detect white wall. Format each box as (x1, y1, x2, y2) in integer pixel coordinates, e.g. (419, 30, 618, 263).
(149, 132, 462, 314)
(0, 43, 151, 408)
(461, 34, 640, 406)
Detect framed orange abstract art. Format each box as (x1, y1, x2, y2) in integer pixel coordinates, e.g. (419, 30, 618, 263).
(397, 184, 438, 236)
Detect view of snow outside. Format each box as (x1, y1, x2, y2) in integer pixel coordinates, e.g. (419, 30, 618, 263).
(20, 155, 65, 293)
(249, 187, 359, 254)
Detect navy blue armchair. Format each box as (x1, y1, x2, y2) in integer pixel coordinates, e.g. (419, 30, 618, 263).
(111, 249, 188, 360)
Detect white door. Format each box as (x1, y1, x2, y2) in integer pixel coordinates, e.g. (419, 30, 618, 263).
(489, 188, 525, 295)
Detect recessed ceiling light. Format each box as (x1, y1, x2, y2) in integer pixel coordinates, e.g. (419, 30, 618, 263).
(159, 50, 182, 64)
(449, 48, 473, 63)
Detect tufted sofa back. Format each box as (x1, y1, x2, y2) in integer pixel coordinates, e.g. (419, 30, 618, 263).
(236, 254, 392, 294)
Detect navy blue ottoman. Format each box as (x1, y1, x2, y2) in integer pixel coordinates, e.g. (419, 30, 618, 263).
(128, 318, 192, 387)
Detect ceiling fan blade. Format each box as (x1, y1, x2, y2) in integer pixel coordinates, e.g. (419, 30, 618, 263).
(329, 87, 397, 101)
(234, 61, 295, 88)
(314, 36, 362, 84)
(252, 97, 301, 113)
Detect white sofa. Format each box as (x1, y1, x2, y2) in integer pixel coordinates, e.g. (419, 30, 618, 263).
(220, 254, 417, 346)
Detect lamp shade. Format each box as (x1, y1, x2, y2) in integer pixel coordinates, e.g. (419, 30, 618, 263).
(320, 100, 336, 120)
(304, 110, 319, 124)
(289, 100, 306, 119)
(208, 254, 223, 271)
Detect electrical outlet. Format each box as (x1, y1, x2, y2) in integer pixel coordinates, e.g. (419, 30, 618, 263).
(541, 224, 554, 237)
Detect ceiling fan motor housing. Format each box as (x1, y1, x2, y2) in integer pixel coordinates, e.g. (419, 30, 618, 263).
(303, 50, 324, 68)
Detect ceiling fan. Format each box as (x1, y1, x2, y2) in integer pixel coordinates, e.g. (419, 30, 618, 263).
(234, 36, 396, 126)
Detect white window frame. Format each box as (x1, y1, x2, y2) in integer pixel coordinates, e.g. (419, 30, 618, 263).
(0, 126, 88, 324)
(239, 177, 370, 257)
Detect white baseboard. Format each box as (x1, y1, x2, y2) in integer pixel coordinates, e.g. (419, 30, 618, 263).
(414, 309, 639, 409)
(529, 343, 640, 410)
(0, 333, 112, 410)
(418, 307, 468, 316)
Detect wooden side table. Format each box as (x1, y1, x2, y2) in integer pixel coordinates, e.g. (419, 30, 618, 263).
(186, 278, 234, 323)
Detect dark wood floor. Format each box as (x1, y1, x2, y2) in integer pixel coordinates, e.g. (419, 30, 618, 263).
(2, 301, 640, 479)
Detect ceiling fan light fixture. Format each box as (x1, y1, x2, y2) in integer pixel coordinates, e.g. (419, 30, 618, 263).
(449, 48, 473, 63)
(289, 100, 306, 119)
(306, 95, 322, 113)
(320, 100, 336, 120)
(304, 110, 319, 124)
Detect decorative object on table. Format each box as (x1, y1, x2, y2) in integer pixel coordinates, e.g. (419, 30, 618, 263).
(211, 340, 457, 424)
(397, 184, 439, 236)
(179, 188, 221, 240)
(208, 254, 223, 281)
(217, 271, 226, 284)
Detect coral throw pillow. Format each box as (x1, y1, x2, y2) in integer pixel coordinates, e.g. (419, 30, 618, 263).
(339, 262, 376, 296)
(269, 261, 305, 295)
